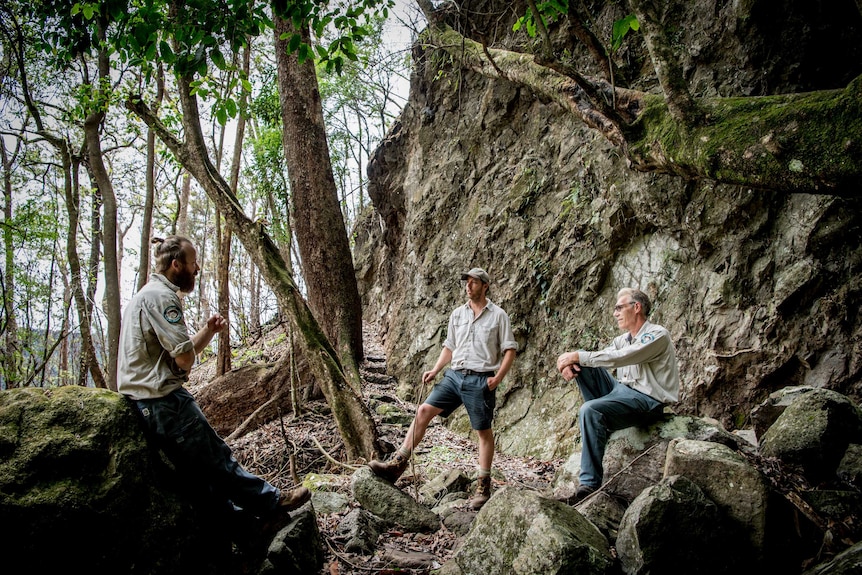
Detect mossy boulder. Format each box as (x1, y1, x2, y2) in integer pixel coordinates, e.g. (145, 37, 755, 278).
(0, 386, 224, 574)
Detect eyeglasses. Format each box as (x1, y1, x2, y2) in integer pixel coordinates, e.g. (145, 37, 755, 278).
(614, 302, 637, 312)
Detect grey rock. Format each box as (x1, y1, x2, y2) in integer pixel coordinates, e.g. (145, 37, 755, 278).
(350, 466, 440, 532)
(760, 389, 862, 483)
(617, 475, 747, 575)
(444, 487, 614, 575)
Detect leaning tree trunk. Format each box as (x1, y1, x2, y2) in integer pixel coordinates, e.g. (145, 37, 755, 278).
(273, 13, 365, 386)
(126, 82, 381, 462)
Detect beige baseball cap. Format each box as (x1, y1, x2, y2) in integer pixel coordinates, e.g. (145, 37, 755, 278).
(461, 267, 491, 284)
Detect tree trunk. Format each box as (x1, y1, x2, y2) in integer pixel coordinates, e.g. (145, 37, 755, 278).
(273, 14, 365, 385)
(84, 165, 105, 384)
(216, 44, 251, 377)
(1, 135, 20, 388)
(126, 82, 381, 462)
(177, 171, 190, 235)
(138, 64, 164, 292)
(216, 208, 232, 376)
(416, 0, 862, 196)
(82, 13, 120, 391)
(71, 150, 107, 389)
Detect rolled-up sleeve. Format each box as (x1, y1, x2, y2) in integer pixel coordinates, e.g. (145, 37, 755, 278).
(142, 293, 194, 358)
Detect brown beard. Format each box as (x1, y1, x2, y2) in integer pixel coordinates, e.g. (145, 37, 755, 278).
(175, 268, 196, 293)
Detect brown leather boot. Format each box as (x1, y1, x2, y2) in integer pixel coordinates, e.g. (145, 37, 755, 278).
(368, 451, 409, 482)
(277, 486, 311, 511)
(470, 475, 492, 510)
(260, 486, 312, 539)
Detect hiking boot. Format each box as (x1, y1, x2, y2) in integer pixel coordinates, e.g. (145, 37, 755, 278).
(469, 475, 492, 510)
(571, 484, 596, 504)
(277, 486, 311, 512)
(368, 451, 410, 482)
(259, 486, 311, 540)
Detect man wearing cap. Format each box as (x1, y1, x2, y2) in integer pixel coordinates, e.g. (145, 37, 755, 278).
(367, 267, 517, 509)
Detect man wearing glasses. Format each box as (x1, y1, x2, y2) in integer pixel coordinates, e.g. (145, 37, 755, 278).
(555, 287, 680, 503)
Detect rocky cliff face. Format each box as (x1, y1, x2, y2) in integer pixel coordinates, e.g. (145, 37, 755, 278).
(353, 0, 862, 459)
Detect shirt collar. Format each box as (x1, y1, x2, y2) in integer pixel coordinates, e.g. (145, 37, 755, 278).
(152, 273, 182, 293)
(462, 298, 494, 313)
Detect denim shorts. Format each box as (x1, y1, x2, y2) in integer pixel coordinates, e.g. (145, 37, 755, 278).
(425, 368, 496, 430)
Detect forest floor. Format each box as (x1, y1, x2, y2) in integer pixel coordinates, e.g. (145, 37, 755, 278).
(191, 321, 563, 574)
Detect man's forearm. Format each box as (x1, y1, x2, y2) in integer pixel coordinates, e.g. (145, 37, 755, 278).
(496, 348, 516, 380)
(191, 326, 217, 355)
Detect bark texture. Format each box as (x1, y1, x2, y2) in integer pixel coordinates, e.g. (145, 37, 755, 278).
(273, 15, 365, 384)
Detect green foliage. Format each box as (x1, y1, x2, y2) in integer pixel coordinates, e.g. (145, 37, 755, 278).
(47, 1, 399, 126)
(610, 14, 639, 54)
(511, 3, 639, 59)
(273, 0, 395, 75)
(512, 0, 567, 37)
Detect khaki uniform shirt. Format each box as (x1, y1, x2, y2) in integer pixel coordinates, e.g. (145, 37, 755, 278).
(578, 320, 680, 404)
(117, 274, 195, 400)
(445, 299, 518, 373)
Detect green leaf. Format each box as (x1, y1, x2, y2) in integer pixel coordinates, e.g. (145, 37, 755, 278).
(611, 14, 639, 53)
(298, 43, 312, 64)
(225, 98, 237, 118)
(211, 48, 227, 70)
(288, 33, 302, 54)
(548, 0, 567, 14)
(340, 37, 356, 58)
(159, 41, 175, 63)
(216, 107, 227, 125)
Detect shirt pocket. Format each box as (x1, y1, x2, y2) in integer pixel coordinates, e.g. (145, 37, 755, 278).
(473, 325, 499, 345)
(624, 363, 642, 381)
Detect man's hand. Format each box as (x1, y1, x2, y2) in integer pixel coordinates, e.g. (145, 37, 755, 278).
(206, 313, 227, 334)
(561, 364, 580, 382)
(556, 351, 581, 382)
(422, 370, 438, 384)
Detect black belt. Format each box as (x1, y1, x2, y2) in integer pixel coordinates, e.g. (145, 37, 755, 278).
(455, 369, 495, 377)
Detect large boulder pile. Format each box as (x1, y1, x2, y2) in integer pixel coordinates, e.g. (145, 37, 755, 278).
(349, 386, 862, 574)
(3, 384, 861, 574)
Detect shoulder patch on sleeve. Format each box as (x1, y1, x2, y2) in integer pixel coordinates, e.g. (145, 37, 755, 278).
(164, 305, 183, 324)
(640, 333, 656, 344)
